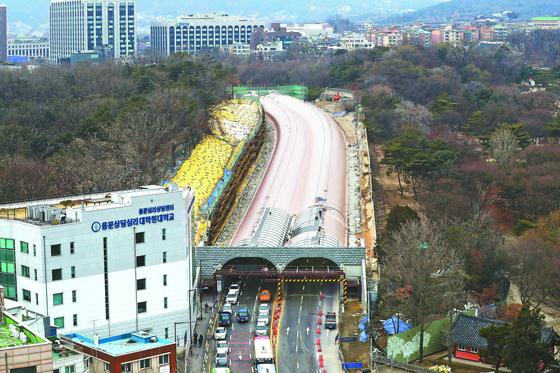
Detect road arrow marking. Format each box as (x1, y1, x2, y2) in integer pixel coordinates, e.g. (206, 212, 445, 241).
(306, 327, 310, 335)
(286, 327, 290, 335)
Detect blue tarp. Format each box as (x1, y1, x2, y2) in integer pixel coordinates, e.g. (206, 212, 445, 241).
(359, 331, 369, 342)
(382, 316, 410, 335)
(358, 316, 368, 331)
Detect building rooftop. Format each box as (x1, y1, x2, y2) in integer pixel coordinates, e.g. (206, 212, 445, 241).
(532, 17, 560, 21)
(65, 332, 174, 357)
(0, 312, 47, 348)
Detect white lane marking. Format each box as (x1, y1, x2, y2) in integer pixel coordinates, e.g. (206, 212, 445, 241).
(231, 323, 235, 330)
(326, 329, 329, 335)
(303, 285, 305, 291)
(250, 327, 252, 334)
(286, 327, 290, 335)
(296, 331, 299, 338)
(296, 346, 298, 353)
(297, 362, 299, 369)
(240, 291, 243, 296)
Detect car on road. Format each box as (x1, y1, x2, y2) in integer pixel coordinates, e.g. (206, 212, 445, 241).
(255, 322, 268, 336)
(214, 327, 227, 340)
(258, 313, 270, 325)
(216, 340, 229, 354)
(325, 312, 337, 329)
(226, 291, 238, 305)
(259, 290, 271, 302)
(219, 312, 231, 327)
(258, 304, 269, 316)
(211, 368, 230, 373)
(222, 303, 233, 314)
(238, 308, 250, 322)
(215, 351, 228, 367)
(229, 283, 240, 295)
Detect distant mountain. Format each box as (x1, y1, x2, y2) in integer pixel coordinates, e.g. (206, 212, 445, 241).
(386, 0, 560, 23)
(3, 0, 449, 30)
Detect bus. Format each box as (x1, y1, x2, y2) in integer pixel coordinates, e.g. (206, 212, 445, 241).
(254, 336, 273, 365)
(256, 364, 276, 373)
(211, 369, 230, 373)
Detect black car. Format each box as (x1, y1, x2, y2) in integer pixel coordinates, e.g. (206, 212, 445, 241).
(219, 312, 231, 327)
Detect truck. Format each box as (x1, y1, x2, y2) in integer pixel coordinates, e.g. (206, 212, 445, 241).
(325, 312, 337, 329)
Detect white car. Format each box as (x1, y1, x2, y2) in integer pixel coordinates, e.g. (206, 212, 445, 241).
(214, 327, 227, 340)
(216, 340, 229, 354)
(223, 303, 233, 314)
(226, 292, 238, 305)
(258, 314, 270, 325)
(215, 351, 228, 367)
(255, 321, 268, 336)
(258, 304, 270, 316)
(229, 283, 240, 295)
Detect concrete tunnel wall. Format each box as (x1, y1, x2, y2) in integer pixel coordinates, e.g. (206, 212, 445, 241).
(197, 246, 366, 278)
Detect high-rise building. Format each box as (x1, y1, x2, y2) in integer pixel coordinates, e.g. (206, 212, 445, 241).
(0, 4, 7, 63)
(150, 13, 265, 60)
(0, 185, 196, 345)
(49, 0, 136, 64)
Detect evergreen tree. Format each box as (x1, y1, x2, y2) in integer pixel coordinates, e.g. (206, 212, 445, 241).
(500, 123, 533, 149)
(479, 323, 510, 373)
(385, 205, 420, 233)
(503, 303, 554, 373)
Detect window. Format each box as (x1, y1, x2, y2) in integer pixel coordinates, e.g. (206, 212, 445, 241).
(72, 290, 77, 302)
(33, 244, 36, 256)
(135, 232, 145, 244)
(137, 278, 146, 290)
(65, 366, 75, 373)
(71, 266, 75, 278)
(457, 345, 466, 352)
(162, 229, 166, 240)
(140, 359, 150, 369)
(136, 255, 145, 267)
(163, 252, 167, 263)
(51, 244, 61, 256)
(23, 289, 31, 302)
(121, 363, 131, 373)
(164, 328, 169, 339)
(21, 242, 28, 254)
(70, 242, 75, 254)
(137, 301, 147, 313)
(21, 265, 30, 278)
(104, 363, 110, 371)
(163, 274, 167, 286)
(52, 269, 62, 281)
(73, 314, 78, 326)
(34, 269, 37, 281)
(54, 317, 64, 328)
(35, 293, 38, 305)
(164, 297, 168, 309)
(470, 347, 478, 353)
(53, 293, 63, 305)
(159, 354, 170, 365)
(84, 357, 92, 369)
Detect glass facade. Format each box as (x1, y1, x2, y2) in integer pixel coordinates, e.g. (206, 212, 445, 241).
(0, 238, 16, 299)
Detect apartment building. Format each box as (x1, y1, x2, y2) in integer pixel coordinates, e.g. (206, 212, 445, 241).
(531, 17, 560, 30)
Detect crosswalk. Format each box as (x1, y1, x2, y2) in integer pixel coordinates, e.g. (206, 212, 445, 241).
(229, 332, 253, 372)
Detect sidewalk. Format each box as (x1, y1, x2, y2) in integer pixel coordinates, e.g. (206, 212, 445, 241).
(184, 294, 217, 373)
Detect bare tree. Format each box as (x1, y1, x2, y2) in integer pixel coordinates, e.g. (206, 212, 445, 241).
(379, 220, 467, 363)
(490, 128, 517, 167)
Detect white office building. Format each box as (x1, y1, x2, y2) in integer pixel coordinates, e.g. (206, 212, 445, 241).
(0, 185, 195, 344)
(8, 37, 50, 60)
(150, 13, 265, 59)
(49, 0, 136, 64)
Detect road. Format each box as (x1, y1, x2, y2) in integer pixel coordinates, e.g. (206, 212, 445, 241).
(209, 277, 276, 372)
(277, 280, 341, 373)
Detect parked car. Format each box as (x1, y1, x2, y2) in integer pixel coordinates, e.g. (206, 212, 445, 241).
(259, 290, 271, 302)
(258, 313, 270, 325)
(229, 283, 240, 295)
(238, 308, 250, 322)
(255, 321, 268, 336)
(219, 312, 231, 327)
(214, 327, 227, 340)
(216, 340, 229, 354)
(222, 303, 233, 314)
(258, 304, 270, 316)
(215, 351, 228, 367)
(226, 291, 238, 305)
